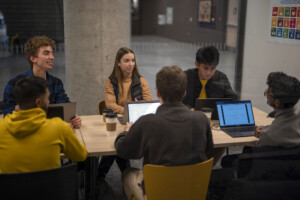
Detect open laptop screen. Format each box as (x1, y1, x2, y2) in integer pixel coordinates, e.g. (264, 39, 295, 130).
(217, 101, 255, 127)
(128, 101, 161, 123)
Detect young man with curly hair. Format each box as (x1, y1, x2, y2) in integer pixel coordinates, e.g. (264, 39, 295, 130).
(114, 66, 213, 200)
(3, 36, 81, 128)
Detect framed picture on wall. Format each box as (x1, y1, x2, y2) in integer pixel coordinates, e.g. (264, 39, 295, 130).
(198, 0, 212, 23)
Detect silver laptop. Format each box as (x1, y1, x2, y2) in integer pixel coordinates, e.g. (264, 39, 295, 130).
(47, 102, 76, 122)
(120, 101, 161, 124)
(216, 100, 256, 137)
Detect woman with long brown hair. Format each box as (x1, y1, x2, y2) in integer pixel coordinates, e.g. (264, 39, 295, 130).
(105, 47, 152, 114)
(98, 47, 152, 183)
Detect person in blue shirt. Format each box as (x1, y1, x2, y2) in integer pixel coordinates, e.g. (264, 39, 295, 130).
(3, 35, 81, 128)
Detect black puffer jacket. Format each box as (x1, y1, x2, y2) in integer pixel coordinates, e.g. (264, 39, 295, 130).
(109, 72, 143, 103)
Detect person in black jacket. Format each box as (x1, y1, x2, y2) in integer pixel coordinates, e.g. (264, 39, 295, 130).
(183, 46, 237, 108)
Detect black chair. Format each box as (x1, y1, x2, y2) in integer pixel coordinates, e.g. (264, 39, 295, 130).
(0, 100, 4, 115)
(224, 146, 300, 200)
(0, 163, 78, 200)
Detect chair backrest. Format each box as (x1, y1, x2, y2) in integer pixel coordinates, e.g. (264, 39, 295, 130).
(0, 100, 4, 115)
(98, 100, 107, 115)
(237, 145, 300, 178)
(143, 158, 214, 200)
(0, 163, 78, 200)
(224, 146, 300, 200)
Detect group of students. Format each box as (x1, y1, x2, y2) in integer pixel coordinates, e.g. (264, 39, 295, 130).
(1, 35, 300, 200)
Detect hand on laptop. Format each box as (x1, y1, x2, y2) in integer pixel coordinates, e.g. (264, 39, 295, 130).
(124, 122, 133, 132)
(255, 126, 265, 138)
(71, 114, 81, 129)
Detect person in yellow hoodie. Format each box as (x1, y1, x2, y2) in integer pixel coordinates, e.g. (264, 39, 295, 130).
(0, 76, 87, 173)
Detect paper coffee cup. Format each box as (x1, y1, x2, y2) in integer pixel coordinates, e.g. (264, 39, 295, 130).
(105, 112, 117, 136)
(102, 109, 113, 125)
(201, 107, 212, 119)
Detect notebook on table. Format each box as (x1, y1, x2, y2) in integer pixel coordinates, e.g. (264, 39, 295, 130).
(216, 100, 256, 138)
(47, 102, 76, 122)
(120, 100, 161, 125)
(194, 98, 233, 120)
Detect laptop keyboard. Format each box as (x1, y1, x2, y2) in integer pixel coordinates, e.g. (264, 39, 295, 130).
(223, 126, 256, 133)
(222, 126, 256, 137)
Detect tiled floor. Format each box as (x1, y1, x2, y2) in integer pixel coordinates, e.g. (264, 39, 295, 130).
(0, 35, 242, 199)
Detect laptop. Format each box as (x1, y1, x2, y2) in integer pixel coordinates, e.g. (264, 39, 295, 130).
(216, 100, 256, 137)
(120, 100, 161, 124)
(194, 98, 233, 120)
(47, 106, 64, 120)
(47, 102, 77, 122)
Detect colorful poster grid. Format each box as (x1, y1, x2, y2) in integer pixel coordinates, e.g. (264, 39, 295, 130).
(271, 6, 300, 40)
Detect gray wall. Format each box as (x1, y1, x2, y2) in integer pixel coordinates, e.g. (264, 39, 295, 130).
(139, 0, 228, 44)
(64, 0, 130, 115)
(241, 0, 300, 113)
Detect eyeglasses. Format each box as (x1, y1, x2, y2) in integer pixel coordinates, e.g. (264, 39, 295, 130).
(264, 89, 273, 97)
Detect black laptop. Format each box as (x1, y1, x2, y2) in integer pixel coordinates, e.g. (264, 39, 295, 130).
(47, 102, 76, 122)
(194, 98, 233, 120)
(216, 100, 256, 138)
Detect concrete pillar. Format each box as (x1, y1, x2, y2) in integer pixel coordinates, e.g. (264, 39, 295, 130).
(64, 0, 130, 115)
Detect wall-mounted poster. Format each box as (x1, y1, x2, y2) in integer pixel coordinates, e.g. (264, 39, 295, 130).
(198, 0, 212, 23)
(158, 14, 166, 25)
(166, 7, 173, 25)
(269, 0, 300, 45)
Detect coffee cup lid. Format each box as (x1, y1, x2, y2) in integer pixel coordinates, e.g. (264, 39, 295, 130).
(200, 107, 212, 112)
(106, 112, 117, 118)
(102, 109, 113, 114)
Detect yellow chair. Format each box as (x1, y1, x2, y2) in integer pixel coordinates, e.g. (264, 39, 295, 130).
(143, 158, 214, 200)
(98, 100, 107, 115)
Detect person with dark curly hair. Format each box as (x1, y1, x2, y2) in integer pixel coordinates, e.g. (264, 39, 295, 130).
(255, 72, 300, 147)
(207, 72, 300, 200)
(3, 36, 81, 128)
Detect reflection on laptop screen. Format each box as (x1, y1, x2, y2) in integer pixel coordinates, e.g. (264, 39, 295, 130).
(217, 101, 255, 127)
(128, 102, 161, 123)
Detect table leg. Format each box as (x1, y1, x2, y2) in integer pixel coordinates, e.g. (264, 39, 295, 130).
(84, 157, 99, 200)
